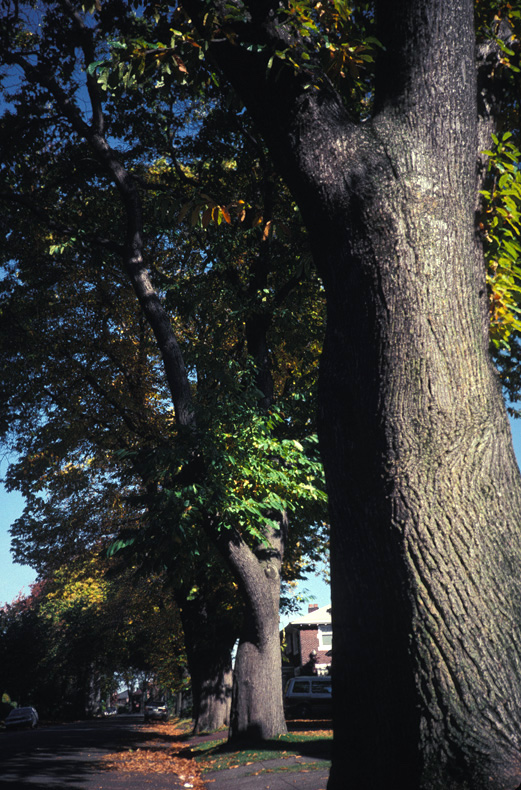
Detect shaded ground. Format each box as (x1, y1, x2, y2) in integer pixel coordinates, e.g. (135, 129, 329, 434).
(0, 716, 185, 789)
(0, 715, 332, 790)
(202, 757, 330, 790)
(174, 718, 332, 790)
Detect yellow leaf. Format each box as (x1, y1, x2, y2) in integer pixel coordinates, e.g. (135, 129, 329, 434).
(220, 205, 232, 224)
(262, 220, 272, 240)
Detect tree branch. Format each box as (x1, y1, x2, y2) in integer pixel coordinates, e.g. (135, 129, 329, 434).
(180, 0, 359, 225)
(59, 0, 105, 135)
(6, 23, 195, 430)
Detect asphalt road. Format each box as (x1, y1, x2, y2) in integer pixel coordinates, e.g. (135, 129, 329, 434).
(0, 715, 183, 790)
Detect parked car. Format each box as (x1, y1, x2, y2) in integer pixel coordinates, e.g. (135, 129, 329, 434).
(283, 676, 332, 719)
(4, 706, 39, 729)
(144, 703, 168, 722)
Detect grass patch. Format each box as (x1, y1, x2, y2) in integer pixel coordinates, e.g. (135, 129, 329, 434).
(121, 717, 332, 778)
(187, 723, 332, 775)
(248, 759, 331, 775)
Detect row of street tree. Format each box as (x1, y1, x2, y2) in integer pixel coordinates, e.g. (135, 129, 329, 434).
(0, 0, 329, 737)
(1, 556, 185, 719)
(2, 2, 521, 787)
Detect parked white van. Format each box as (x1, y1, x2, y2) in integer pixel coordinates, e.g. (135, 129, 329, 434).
(283, 676, 332, 719)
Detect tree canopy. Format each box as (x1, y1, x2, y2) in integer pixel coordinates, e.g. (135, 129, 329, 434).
(0, 0, 329, 738)
(3, 1, 521, 785)
(0, 553, 185, 718)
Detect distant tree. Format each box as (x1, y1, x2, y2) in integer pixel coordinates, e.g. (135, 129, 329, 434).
(0, 0, 328, 739)
(0, 555, 185, 719)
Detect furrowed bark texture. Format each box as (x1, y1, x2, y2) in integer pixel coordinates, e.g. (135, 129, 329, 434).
(316, 117, 521, 789)
(320, 4, 521, 785)
(181, 0, 521, 786)
(177, 595, 234, 733)
(223, 522, 287, 741)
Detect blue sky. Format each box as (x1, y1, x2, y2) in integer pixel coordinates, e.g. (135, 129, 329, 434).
(3, 416, 521, 613)
(0, 482, 33, 607)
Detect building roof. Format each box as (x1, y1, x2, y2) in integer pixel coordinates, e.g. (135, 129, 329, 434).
(287, 604, 331, 627)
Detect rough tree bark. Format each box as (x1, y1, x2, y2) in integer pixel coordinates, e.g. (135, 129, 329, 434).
(176, 593, 235, 733)
(223, 213, 289, 742)
(180, 0, 521, 787)
(219, 519, 287, 741)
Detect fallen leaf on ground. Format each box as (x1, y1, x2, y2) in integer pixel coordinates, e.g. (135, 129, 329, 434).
(101, 723, 206, 790)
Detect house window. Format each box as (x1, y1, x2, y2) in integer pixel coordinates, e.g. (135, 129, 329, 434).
(318, 624, 332, 649)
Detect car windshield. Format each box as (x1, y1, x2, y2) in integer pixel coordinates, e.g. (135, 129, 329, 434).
(291, 680, 310, 693)
(7, 708, 34, 718)
(311, 681, 331, 693)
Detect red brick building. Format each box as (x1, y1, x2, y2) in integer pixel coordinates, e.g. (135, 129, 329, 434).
(282, 603, 332, 675)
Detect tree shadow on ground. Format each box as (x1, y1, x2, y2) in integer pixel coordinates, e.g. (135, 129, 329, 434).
(0, 718, 184, 789)
(173, 718, 333, 763)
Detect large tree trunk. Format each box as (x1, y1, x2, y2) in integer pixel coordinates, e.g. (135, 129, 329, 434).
(316, 136, 521, 788)
(180, 0, 521, 786)
(230, 606, 285, 742)
(316, 4, 521, 787)
(176, 593, 235, 733)
(224, 522, 288, 741)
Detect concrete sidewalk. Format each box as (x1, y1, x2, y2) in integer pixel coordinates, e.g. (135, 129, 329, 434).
(203, 755, 330, 790)
(186, 727, 331, 790)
